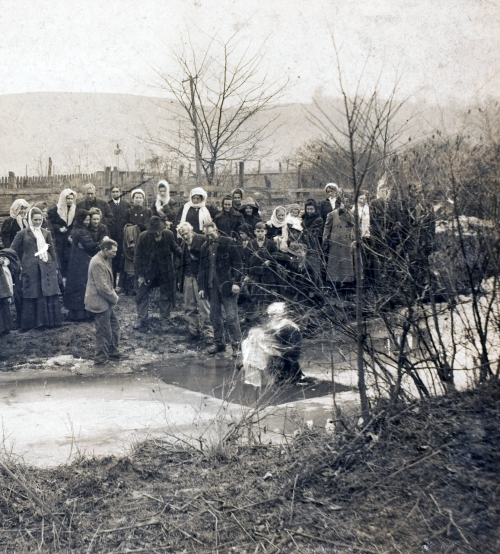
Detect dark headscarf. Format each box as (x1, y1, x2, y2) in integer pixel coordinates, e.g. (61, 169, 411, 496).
(302, 199, 321, 228)
(239, 223, 254, 237)
(74, 209, 89, 227)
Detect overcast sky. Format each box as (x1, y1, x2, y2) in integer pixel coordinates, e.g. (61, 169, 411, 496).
(1, 0, 499, 104)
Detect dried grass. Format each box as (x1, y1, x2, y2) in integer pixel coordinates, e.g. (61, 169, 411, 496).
(1, 381, 499, 553)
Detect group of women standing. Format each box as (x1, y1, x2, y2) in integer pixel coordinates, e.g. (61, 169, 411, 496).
(0, 179, 359, 335)
(260, 182, 356, 297)
(0, 187, 113, 333)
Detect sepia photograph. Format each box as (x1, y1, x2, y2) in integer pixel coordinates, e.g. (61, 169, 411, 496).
(0, 0, 499, 551)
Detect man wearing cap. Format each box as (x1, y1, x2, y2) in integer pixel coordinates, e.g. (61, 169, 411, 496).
(134, 216, 182, 331)
(77, 183, 114, 229)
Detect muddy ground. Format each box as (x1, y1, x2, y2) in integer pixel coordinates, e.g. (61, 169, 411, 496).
(1, 294, 499, 553)
(0, 381, 499, 553)
(0, 293, 207, 373)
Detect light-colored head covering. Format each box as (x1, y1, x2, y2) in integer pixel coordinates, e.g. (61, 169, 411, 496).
(83, 183, 96, 193)
(325, 183, 339, 195)
(267, 302, 287, 316)
(266, 301, 300, 332)
(267, 206, 287, 228)
(156, 180, 170, 215)
(10, 199, 30, 230)
(286, 204, 302, 230)
(56, 188, 77, 226)
(267, 206, 289, 249)
(325, 183, 343, 210)
(179, 187, 212, 230)
(131, 188, 146, 200)
(28, 208, 49, 262)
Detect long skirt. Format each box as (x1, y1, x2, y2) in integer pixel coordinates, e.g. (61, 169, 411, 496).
(0, 299, 14, 334)
(20, 269, 62, 331)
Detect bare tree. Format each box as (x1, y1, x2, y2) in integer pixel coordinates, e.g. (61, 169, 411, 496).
(144, 29, 287, 186)
(303, 42, 410, 423)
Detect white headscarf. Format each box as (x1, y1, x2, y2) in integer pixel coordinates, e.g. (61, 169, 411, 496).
(179, 187, 212, 230)
(325, 183, 341, 210)
(131, 188, 146, 203)
(267, 206, 289, 249)
(56, 188, 77, 226)
(28, 208, 49, 262)
(156, 180, 170, 215)
(10, 199, 30, 230)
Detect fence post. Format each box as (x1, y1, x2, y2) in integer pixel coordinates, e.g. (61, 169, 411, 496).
(297, 163, 302, 188)
(279, 162, 282, 173)
(239, 161, 244, 188)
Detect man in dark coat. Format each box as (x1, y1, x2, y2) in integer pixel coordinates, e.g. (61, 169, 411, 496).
(108, 186, 131, 285)
(76, 183, 114, 229)
(134, 216, 182, 331)
(198, 221, 243, 355)
(214, 195, 244, 240)
(85, 239, 122, 365)
(176, 222, 214, 342)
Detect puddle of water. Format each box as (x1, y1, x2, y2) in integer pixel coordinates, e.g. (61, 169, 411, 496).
(147, 350, 353, 408)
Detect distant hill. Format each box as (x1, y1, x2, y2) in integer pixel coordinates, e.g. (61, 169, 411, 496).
(0, 92, 467, 177)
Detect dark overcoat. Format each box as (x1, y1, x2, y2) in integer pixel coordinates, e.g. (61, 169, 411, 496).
(47, 207, 73, 271)
(174, 205, 220, 234)
(319, 197, 342, 222)
(214, 209, 244, 239)
(1, 218, 23, 248)
(176, 233, 207, 293)
(198, 236, 243, 299)
(76, 198, 114, 228)
(10, 228, 60, 298)
(64, 225, 100, 310)
(89, 223, 109, 244)
(124, 206, 152, 233)
(134, 229, 181, 297)
(151, 199, 176, 227)
(108, 199, 131, 246)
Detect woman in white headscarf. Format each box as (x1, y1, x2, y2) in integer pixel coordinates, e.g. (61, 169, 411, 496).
(47, 188, 77, 277)
(119, 189, 151, 294)
(11, 207, 62, 331)
(176, 187, 215, 234)
(319, 183, 344, 222)
(265, 206, 289, 251)
(123, 188, 152, 232)
(151, 180, 176, 228)
(1, 199, 30, 248)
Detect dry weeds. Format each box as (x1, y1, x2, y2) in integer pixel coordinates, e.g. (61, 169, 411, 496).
(1, 380, 499, 553)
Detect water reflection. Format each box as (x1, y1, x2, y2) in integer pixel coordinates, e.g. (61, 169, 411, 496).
(148, 354, 351, 407)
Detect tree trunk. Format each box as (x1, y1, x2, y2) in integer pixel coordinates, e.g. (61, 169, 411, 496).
(353, 202, 370, 424)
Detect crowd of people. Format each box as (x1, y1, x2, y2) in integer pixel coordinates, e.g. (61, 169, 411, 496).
(0, 179, 435, 379)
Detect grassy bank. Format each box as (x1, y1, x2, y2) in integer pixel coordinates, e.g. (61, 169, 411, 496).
(1, 380, 499, 553)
